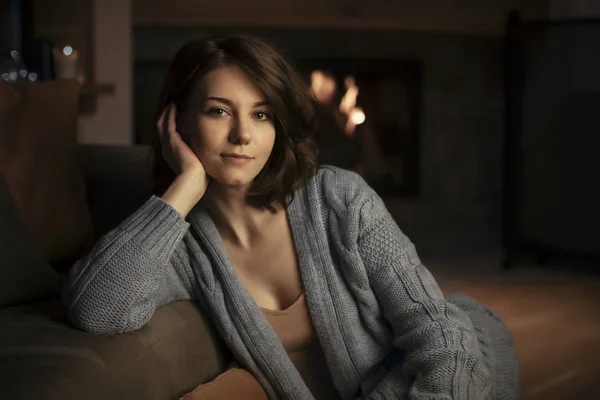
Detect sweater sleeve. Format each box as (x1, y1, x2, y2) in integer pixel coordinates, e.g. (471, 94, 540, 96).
(62, 195, 196, 334)
(356, 193, 491, 399)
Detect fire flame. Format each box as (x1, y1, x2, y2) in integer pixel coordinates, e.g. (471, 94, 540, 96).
(311, 71, 366, 137)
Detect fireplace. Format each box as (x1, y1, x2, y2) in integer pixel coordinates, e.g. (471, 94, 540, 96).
(297, 57, 422, 197)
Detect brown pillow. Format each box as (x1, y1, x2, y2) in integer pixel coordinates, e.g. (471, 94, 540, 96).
(0, 80, 94, 272)
(0, 81, 21, 110)
(0, 83, 61, 307)
(0, 173, 63, 307)
(0, 82, 21, 132)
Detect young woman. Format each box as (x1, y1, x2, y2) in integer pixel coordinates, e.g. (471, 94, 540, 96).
(62, 36, 519, 400)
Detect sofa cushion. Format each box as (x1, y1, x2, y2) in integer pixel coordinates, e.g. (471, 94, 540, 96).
(179, 367, 268, 400)
(0, 299, 229, 400)
(0, 80, 94, 271)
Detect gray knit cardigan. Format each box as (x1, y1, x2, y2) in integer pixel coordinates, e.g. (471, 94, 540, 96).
(63, 166, 520, 400)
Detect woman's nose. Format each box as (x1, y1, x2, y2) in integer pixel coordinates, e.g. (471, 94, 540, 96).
(229, 117, 252, 145)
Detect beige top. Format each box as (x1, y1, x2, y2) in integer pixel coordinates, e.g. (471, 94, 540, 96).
(261, 293, 340, 400)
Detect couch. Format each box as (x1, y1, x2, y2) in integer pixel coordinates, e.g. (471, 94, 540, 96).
(0, 81, 230, 399)
(0, 144, 230, 400)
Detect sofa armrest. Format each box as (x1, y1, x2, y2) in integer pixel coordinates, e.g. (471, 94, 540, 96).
(0, 299, 230, 400)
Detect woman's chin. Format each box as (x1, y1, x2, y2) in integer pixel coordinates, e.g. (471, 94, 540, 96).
(204, 163, 264, 192)
(209, 175, 255, 191)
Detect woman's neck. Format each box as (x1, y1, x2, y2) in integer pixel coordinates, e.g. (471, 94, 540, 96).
(202, 183, 280, 249)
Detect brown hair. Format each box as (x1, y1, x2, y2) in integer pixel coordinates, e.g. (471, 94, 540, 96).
(151, 35, 319, 209)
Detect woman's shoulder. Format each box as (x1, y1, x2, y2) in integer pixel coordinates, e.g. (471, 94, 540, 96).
(308, 165, 377, 208)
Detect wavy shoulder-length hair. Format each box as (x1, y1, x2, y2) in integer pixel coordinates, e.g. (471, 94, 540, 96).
(151, 35, 319, 209)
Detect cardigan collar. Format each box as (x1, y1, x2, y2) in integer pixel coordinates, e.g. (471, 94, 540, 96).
(185, 183, 358, 399)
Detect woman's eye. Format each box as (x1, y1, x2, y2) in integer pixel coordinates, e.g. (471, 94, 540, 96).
(254, 111, 271, 120)
(208, 107, 227, 116)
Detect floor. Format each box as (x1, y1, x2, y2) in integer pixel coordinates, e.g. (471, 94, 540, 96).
(424, 249, 600, 400)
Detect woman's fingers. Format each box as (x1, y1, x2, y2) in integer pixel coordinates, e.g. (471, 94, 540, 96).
(157, 103, 178, 139)
(157, 105, 169, 137)
(169, 126, 184, 155)
(156, 102, 205, 179)
(168, 103, 177, 135)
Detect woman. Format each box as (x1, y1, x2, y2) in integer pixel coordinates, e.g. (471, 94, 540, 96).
(62, 36, 519, 400)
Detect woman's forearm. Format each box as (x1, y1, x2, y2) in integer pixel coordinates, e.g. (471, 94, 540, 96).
(161, 172, 206, 217)
(62, 196, 193, 334)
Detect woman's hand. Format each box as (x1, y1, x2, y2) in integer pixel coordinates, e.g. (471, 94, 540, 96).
(158, 104, 209, 216)
(157, 103, 205, 178)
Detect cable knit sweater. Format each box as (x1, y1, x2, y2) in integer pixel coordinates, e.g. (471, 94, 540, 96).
(62, 166, 520, 400)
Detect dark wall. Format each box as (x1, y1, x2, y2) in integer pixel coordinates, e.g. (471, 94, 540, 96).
(512, 22, 600, 254)
(0, 0, 21, 52)
(0, 0, 35, 69)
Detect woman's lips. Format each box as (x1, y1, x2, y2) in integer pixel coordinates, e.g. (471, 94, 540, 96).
(222, 152, 252, 159)
(221, 153, 253, 164)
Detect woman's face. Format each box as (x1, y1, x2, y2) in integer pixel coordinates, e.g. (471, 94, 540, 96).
(180, 65, 276, 189)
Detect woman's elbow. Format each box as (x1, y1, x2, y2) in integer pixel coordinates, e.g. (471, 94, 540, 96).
(62, 286, 157, 334)
(64, 297, 133, 335)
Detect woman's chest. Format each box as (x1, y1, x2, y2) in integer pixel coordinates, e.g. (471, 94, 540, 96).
(223, 220, 304, 311)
